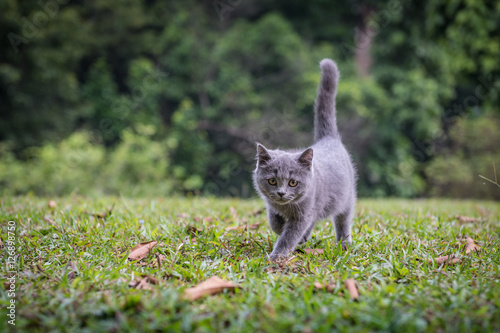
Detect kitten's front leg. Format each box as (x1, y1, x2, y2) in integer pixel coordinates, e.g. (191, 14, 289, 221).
(298, 223, 315, 245)
(268, 208, 285, 235)
(269, 218, 312, 260)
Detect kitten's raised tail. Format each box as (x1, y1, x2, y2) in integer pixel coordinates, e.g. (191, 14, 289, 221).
(314, 59, 339, 142)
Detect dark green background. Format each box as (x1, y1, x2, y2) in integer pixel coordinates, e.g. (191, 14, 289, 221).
(1, 0, 499, 198)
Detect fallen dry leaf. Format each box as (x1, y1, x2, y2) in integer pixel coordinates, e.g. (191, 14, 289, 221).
(344, 279, 359, 300)
(48, 200, 57, 209)
(427, 255, 462, 265)
(456, 215, 480, 223)
(313, 281, 335, 292)
(427, 237, 481, 265)
(183, 276, 238, 301)
(225, 222, 261, 232)
(128, 241, 158, 261)
(465, 236, 481, 254)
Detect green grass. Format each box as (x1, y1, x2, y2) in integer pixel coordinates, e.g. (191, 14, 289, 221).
(1, 196, 500, 332)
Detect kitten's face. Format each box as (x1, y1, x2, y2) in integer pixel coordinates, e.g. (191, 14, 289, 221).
(253, 144, 314, 205)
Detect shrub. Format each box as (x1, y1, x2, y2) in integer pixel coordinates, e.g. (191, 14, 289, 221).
(425, 115, 500, 199)
(0, 130, 172, 196)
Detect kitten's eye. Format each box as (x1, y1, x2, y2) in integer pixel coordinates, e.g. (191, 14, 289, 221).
(289, 179, 298, 187)
(268, 178, 277, 186)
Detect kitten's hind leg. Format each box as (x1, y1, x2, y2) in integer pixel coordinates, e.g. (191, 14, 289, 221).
(333, 211, 353, 247)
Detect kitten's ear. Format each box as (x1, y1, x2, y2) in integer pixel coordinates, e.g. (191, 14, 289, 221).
(256, 143, 271, 166)
(298, 148, 314, 168)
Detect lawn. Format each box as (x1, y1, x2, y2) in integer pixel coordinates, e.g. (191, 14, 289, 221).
(1, 196, 499, 332)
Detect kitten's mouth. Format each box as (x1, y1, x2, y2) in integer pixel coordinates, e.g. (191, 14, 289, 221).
(273, 197, 292, 205)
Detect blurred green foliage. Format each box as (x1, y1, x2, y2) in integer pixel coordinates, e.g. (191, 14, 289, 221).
(0, 129, 171, 196)
(0, 0, 499, 198)
(425, 115, 500, 199)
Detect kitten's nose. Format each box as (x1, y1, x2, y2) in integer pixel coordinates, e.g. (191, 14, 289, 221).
(277, 191, 285, 197)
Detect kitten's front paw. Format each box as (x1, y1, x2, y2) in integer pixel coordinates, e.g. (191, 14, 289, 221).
(340, 238, 352, 251)
(269, 252, 288, 261)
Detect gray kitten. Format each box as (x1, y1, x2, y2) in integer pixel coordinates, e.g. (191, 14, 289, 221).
(253, 59, 357, 260)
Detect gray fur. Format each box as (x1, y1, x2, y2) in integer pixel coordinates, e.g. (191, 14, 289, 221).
(253, 59, 357, 260)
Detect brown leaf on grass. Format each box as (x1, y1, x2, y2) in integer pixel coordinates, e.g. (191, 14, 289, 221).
(465, 236, 481, 254)
(344, 279, 360, 300)
(313, 281, 335, 292)
(428, 237, 481, 265)
(427, 255, 462, 265)
(48, 200, 57, 209)
(225, 222, 261, 232)
(186, 226, 203, 237)
(296, 248, 324, 255)
(128, 241, 158, 261)
(183, 276, 238, 301)
(304, 248, 324, 255)
(456, 215, 480, 223)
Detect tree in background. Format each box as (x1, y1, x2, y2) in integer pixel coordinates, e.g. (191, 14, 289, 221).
(0, 0, 498, 198)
